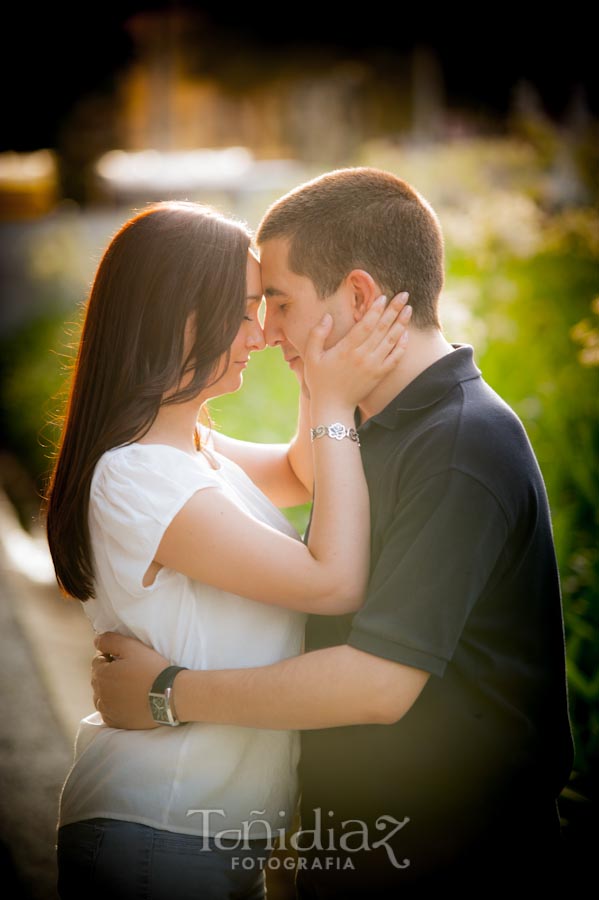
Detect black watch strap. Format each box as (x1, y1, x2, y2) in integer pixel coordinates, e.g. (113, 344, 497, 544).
(151, 665, 188, 695)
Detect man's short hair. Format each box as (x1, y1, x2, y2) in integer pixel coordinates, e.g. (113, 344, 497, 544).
(256, 167, 444, 329)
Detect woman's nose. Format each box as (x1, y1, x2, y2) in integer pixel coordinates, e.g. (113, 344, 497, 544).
(247, 323, 266, 351)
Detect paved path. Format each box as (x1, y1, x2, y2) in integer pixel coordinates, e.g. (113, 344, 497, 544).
(0, 489, 94, 899)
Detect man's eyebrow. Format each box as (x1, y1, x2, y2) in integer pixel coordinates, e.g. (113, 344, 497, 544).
(263, 287, 289, 298)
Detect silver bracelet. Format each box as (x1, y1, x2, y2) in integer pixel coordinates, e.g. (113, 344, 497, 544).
(310, 422, 361, 447)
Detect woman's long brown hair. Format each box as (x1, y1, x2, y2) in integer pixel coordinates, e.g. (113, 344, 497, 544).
(45, 201, 252, 600)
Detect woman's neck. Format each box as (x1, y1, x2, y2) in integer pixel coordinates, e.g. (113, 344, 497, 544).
(137, 397, 203, 456)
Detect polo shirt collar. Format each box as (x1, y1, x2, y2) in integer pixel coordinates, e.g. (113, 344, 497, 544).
(364, 344, 482, 430)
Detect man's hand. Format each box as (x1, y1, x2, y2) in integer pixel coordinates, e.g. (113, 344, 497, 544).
(92, 632, 170, 729)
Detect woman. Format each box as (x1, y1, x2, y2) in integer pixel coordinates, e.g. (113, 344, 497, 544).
(45, 200, 409, 899)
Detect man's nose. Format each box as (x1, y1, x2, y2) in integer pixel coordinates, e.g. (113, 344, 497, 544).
(262, 309, 282, 347)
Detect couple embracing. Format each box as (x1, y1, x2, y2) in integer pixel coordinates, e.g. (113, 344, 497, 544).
(46, 167, 573, 898)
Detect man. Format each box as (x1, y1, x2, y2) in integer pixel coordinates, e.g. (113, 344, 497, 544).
(93, 168, 574, 895)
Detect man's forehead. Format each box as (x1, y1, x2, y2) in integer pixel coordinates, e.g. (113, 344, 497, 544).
(259, 242, 288, 293)
(259, 239, 323, 305)
(258, 236, 290, 263)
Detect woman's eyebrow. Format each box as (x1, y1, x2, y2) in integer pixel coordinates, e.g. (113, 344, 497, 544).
(246, 294, 263, 301)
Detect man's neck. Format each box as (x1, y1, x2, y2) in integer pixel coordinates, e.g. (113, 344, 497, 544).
(358, 328, 455, 423)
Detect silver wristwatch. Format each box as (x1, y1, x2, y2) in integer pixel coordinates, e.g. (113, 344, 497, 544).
(310, 422, 361, 446)
(148, 665, 188, 726)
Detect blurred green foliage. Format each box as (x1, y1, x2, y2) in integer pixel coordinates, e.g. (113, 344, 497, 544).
(0, 310, 78, 509)
(449, 228, 599, 790)
(1, 133, 597, 796)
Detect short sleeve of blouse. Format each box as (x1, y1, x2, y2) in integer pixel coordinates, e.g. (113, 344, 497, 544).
(89, 443, 222, 596)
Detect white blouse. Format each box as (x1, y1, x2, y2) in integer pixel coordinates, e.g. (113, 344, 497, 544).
(58, 441, 306, 837)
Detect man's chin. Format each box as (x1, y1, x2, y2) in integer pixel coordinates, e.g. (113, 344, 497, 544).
(288, 357, 306, 383)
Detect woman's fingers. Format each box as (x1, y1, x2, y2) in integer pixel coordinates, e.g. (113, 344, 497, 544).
(375, 302, 412, 359)
(340, 292, 409, 355)
(345, 293, 411, 381)
(358, 293, 411, 355)
(304, 290, 411, 406)
(304, 312, 333, 363)
(380, 326, 410, 373)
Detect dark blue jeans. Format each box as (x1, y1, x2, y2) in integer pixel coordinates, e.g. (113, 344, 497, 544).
(56, 817, 272, 900)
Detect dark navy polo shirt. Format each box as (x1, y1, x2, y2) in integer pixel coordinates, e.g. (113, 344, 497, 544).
(298, 344, 574, 889)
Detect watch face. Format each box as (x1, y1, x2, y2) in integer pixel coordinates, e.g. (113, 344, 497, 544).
(149, 693, 170, 724)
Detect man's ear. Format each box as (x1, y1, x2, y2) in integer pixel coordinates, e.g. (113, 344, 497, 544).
(347, 269, 382, 322)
